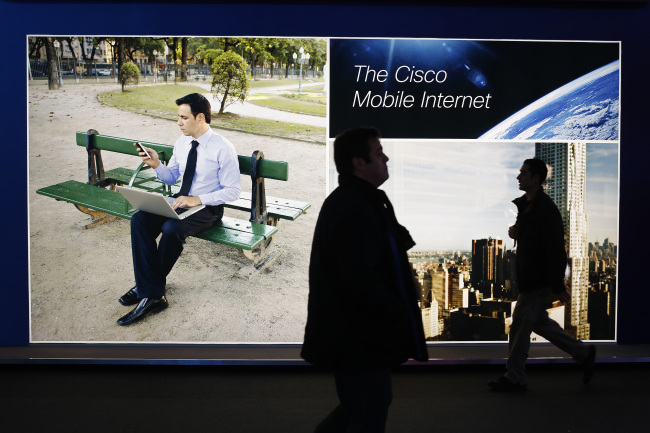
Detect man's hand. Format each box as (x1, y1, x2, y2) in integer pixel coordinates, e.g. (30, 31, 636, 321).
(134, 143, 160, 169)
(508, 225, 519, 240)
(171, 195, 202, 210)
(554, 290, 571, 305)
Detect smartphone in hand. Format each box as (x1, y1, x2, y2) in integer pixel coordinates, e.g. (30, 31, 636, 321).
(135, 142, 151, 159)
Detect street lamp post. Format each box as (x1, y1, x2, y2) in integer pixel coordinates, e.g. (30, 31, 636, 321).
(292, 47, 310, 94)
(153, 51, 160, 83)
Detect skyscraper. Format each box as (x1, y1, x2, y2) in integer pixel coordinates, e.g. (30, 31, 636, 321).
(430, 264, 450, 311)
(471, 238, 505, 287)
(535, 142, 590, 340)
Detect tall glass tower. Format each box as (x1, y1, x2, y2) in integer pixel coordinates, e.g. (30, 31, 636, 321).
(535, 142, 590, 340)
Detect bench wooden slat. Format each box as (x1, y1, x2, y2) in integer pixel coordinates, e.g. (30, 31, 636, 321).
(105, 167, 174, 192)
(237, 156, 288, 181)
(227, 194, 311, 221)
(267, 196, 312, 215)
(76, 132, 175, 163)
(76, 131, 289, 181)
(196, 216, 277, 250)
(36, 180, 278, 251)
(37, 180, 135, 219)
(106, 167, 158, 184)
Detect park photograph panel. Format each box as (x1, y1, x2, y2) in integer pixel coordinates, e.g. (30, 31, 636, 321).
(27, 36, 327, 343)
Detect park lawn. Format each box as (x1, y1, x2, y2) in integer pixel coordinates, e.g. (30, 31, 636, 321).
(248, 93, 326, 116)
(97, 83, 325, 143)
(250, 78, 300, 88)
(212, 112, 322, 143)
(97, 83, 206, 116)
(249, 78, 324, 89)
(283, 92, 326, 105)
(285, 84, 326, 94)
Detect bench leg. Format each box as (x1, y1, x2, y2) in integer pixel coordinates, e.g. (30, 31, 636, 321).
(241, 216, 280, 261)
(236, 247, 283, 280)
(236, 217, 282, 279)
(74, 204, 118, 230)
(241, 236, 273, 262)
(70, 182, 123, 230)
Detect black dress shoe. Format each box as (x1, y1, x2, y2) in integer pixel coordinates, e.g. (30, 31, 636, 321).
(119, 287, 140, 306)
(488, 376, 527, 392)
(117, 297, 168, 326)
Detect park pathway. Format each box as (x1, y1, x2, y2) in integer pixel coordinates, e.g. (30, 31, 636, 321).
(192, 81, 327, 128)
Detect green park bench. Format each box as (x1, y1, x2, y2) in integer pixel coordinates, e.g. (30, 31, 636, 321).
(36, 129, 311, 279)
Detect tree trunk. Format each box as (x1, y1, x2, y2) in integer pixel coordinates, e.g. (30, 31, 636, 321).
(171, 37, 178, 82)
(45, 38, 59, 90)
(219, 82, 230, 114)
(181, 37, 188, 82)
(116, 38, 127, 92)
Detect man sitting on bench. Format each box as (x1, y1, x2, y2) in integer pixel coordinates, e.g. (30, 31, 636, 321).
(117, 93, 241, 326)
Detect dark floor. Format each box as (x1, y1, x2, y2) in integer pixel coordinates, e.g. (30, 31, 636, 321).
(1, 355, 649, 433)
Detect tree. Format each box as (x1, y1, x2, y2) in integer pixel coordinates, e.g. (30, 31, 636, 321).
(237, 38, 275, 79)
(77, 37, 106, 76)
(122, 37, 165, 64)
(303, 38, 327, 73)
(197, 47, 224, 67)
(44, 37, 60, 90)
(28, 37, 46, 59)
(210, 51, 250, 114)
(188, 38, 226, 71)
(162, 37, 180, 80)
(119, 62, 141, 92)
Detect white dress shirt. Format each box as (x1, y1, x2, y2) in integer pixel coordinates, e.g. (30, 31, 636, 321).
(154, 128, 241, 206)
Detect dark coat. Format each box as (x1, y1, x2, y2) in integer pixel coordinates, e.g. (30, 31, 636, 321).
(513, 189, 568, 294)
(301, 175, 428, 369)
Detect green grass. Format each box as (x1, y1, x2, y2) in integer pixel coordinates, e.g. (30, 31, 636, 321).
(285, 84, 326, 93)
(283, 92, 326, 104)
(248, 93, 326, 116)
(97, 83, 204, 116)
(97, 83, 325, 143)
(250, 78, 300, 88)
(212, 112, 323, 142)
(249, 78, 324, 89)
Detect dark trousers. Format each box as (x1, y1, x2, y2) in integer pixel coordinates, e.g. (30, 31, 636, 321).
(315, 368, 393, 433)
(130, 205, 223, 298)
(506, 288, 587, 385)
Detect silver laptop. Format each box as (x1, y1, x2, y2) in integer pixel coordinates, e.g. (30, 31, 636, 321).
(116, 186, 206, 220)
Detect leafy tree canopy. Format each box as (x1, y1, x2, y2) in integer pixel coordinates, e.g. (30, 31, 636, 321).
(210, 51, 250, 114)
(119, 62, 141, 92)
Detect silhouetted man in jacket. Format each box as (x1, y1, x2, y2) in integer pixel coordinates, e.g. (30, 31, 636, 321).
(302, 127, 428, 432)
(488, 158, 596, 392)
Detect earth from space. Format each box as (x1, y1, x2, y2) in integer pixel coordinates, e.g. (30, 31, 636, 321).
(480, 60, 619, 141)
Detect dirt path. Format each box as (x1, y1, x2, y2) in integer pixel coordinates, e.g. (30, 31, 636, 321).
(28, 80, 325, 343)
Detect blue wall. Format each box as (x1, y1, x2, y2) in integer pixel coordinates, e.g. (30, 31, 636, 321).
(2, 1, 648, 347)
